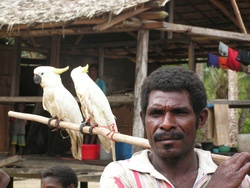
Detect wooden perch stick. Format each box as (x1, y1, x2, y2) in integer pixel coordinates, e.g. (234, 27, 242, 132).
(8, 111, 150, 149)
(8, 111, 230, 165)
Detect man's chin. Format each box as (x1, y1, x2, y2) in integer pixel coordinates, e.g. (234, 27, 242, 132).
(156, 146, 181, 158)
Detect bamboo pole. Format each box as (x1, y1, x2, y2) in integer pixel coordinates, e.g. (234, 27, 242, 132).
(210, 0, 247, 34)
(8, 111, 150, 149)
(8, 111, 230, 165)
(231, 0, 247, 34)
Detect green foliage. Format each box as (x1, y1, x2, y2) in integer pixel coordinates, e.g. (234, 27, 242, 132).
(204, 66, 228, 100)
(1, 37, 46, 59)
(0, 38, 14, 45)
(204, 66, 250, 133)
(238, 108, 250, 133)
(238, 73, 250, 132)
(238, 73, 250, 100)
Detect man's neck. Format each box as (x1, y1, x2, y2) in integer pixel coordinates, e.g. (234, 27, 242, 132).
(149, 149, 199, 187)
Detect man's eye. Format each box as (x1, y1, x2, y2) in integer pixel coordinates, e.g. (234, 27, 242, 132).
(172, 109, 188, 115)
(149, 109, 163, 116)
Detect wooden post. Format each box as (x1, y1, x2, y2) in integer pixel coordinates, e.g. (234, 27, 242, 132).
(50, 35, 60, 67)
(228, 69, 238, 144)
(98, 47, 104, 78)
(132, 29, 149, 152)
(167, 0, 174, 39)
(11, 37, 21, 96)
(188, 39, 195, 71)
(231, 0, 247, 34)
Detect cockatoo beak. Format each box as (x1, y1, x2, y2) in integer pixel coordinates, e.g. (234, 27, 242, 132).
(53, 66, 69, 74)
(33, 74, 41, 84)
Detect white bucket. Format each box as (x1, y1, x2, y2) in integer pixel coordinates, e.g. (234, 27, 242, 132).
(237, 134, 250, 152)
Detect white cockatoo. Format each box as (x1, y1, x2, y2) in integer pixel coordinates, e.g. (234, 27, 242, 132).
(33, 66, 83, 160)
(70, 64, 118, 161)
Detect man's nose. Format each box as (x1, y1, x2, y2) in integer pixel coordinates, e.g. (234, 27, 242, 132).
(159, 112, 176, 130)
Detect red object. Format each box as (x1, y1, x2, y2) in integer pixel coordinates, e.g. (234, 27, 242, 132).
(81, 144, 100, 160)
(218, 56, 228, 70)
(226, 48, 241, 72)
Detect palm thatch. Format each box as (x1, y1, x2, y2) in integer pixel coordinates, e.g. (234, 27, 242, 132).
(0, 0, 156, 27)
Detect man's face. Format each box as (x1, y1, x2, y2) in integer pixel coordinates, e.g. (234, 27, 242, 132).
(144, 90, 198, 159)
(89, 67, 98, 80)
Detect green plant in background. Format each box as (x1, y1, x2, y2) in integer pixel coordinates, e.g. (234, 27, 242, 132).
(1, 37, 46, 59)
(203, 65, 250, 134)
(238, 73, 250, 133)
(204, 66, 228, 100)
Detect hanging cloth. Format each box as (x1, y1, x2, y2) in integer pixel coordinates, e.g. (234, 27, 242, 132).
(218, 56, 228, 70)
(226, 48, 241, 72)
(218, 41, 228, 57)
(207, 52, 220, 68)
(236, 49, 250, 66)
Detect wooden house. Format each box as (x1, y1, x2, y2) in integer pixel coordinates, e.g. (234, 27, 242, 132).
(1, 0, 250, 187)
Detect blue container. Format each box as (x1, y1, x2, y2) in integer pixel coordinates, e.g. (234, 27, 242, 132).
(115, 142, 132, 160)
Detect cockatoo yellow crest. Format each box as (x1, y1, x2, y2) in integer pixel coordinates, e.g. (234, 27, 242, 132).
(33, 66, 84, 160)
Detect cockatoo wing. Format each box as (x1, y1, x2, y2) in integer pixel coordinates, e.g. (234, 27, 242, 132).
(76, 81, 117, 160)
(43, 86, 82, 123)
(44, 86, 84, 161)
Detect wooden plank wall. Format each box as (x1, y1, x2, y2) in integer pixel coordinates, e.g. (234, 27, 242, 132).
(204, 108, 214, 140)
(213, 104, 230, 146)
(111, 104, 133, 136)
(0, 49, 13, 96)
(0, 48, 14, 153)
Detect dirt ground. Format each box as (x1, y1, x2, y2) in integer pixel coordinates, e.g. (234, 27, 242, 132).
(13, 178, 99, 188)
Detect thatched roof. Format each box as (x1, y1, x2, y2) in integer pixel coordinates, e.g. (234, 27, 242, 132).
(0, 0, 159, 26)
(0, 0, 250, 65)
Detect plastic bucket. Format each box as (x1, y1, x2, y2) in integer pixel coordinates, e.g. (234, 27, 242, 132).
(81, 144, 100, 160)
(100, 144, 112, 160)
(115, 142, 132, 160)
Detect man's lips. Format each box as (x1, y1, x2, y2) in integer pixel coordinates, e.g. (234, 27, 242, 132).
(153, 132, 185, 142)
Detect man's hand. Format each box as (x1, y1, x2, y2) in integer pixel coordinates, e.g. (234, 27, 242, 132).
(207, 152, 250, 187)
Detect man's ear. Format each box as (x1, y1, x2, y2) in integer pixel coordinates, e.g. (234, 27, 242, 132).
(197, 108, 208, 129)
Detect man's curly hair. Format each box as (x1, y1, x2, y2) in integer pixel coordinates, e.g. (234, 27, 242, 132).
(140, 66, 207, 119)
(41, 165, 78, 188)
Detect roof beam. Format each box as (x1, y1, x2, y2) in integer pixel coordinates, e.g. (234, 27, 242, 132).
(93, 6, 151, 31)
(143, 21, 250, 41)
(0, 26, 139, 37)
(93, 0, 169, 31)
(61, 38, 189, 49)
(209, 0, 247, 33)
(231, 0, 247, 34)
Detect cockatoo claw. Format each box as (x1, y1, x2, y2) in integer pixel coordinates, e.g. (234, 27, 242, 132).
(89, 124, 98, 135)
(54, 119, 61, 131)
(48, 116, 58, 127)
(47, 116, 61, 132)
(79, 121, 91, 135)
(89, 126, 94, 135)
